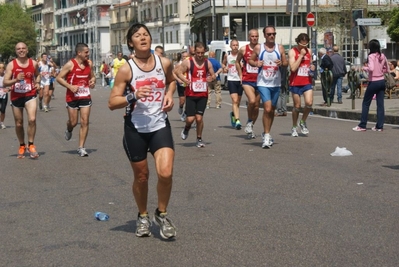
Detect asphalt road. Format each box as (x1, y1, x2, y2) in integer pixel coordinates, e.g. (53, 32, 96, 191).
(1, 85, 398, 267)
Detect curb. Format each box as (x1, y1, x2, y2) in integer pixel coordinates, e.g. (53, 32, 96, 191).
(286, 105, 399, 125)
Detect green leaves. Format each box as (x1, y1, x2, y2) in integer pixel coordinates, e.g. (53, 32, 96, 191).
(387, 8, 399, 43)
(0, 3, 36, 61)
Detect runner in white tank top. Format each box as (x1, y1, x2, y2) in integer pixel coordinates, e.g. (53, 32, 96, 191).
(248, 26, 288, 149)
(108, 23, 177, 239)
(128, 55, 167, 133)
(257, 43, 281, 87)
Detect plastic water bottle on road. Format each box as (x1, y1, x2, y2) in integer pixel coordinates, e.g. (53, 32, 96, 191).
(94, 212, 109, 221)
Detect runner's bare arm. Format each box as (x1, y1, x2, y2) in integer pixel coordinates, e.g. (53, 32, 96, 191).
(3, 62, 19, 87)
(56, 60, 78, 92)
(175, 60, 190, 85)
(88, 61, 96, 89)
(108, 62, 133, 111)
(33, 61, 41, 90)
(235, 48, 244, 80)
(222, 54, 228, 73)
(248, 44, 260, 67)
(162, 57, 176, 111)
(288, 48, 304, 72)
(279, 45, 288, 67)
(207, 61, 215, 82)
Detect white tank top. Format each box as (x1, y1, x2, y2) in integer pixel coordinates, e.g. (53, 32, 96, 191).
(39, 61, 52, 81)
(128, 55, 167, 133)
(226, 54, 240, 81)
(257, 43, 281, 87)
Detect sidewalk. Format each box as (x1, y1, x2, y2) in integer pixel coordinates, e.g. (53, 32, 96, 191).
(286, 81, 399, 125)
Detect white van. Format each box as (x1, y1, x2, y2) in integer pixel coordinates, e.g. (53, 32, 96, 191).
(208, 40, 249, 90)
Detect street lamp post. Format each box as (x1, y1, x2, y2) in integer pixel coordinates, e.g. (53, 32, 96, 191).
(159, 2, 165, 49)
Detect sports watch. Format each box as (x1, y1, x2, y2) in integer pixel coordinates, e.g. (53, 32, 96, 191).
(126, 92, 137, 104)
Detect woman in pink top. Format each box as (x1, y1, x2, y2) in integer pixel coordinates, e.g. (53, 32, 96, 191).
(353, 39, 388, 132)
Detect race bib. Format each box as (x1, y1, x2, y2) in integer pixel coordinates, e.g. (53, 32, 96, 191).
(74, 86, 90, 97)
(228, 64, 237, 74)
(192, 79, 207, 92)
(246, 64, 258, 73)
(14, 82, 32, 93)
(298, 66, 310, 77)
(262, 66, 278, 79)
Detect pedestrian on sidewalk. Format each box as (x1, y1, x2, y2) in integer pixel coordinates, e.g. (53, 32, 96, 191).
(353, 39, 388, 132)
(330, 46, 347, 104)
(318, 47, 333, 106)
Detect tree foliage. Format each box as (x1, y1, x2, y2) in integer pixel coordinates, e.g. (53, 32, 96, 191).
(190, 16, 207, 46)
(387, 8, 399, 43)
(0, 3, 36, 62)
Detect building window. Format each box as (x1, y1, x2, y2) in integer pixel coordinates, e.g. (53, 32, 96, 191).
(276, 15, 290, 27)
(176, 30, 179, 43)
(165, 5, 168, 17)
(174, 3, 178, 13)
(166, 31, 169, 43)
(170, 32, 172, 43)
(267, 15, 274, 26)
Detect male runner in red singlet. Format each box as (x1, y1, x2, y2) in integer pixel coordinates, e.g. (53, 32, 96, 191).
(175, 42, 215, 148)
(56, 43, 96, 157)
(288, 33, 315, 137)
(3, 42, 41, 159)
(236, 29, 261, 138)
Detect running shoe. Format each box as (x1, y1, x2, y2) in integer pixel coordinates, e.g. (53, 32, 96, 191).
(235, 120, 242, 130)
(153, 209, 177, 239)
(17, 145, 26, 159)
(291, 127, 299, 137)
(178, 106, 183, 115)
(230, 112, 236, 127)
(206, 105, 210, 109)
(43, 106, 49, 113)
(244, 122, 253, 134)
(248, 132, 256, 139)
(27, 144, 39, 159)
(298, 120, 309, 135)
(64, 129, 72, 141)
(180, 112, 187, 122)
(352, 126, 366, 132)
(196, 139, 205, 148)
(371, 127, 383, 132)
(77, 147, 88, 157)
(181, 129, 189, 140)
(261, 133, 273, 149)
(136, 213, 152, 237)
(216, 105, 221, 109)
(0, 122, 6, 129)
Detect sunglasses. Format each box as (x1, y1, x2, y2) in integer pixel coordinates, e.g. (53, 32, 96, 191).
(266, 33, 277, 36)
(299, 42, 309, 46)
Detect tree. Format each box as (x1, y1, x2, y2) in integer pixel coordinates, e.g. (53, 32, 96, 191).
(387, 8, 399, 43)
(190, 16, 207, 46)
(0, 3, 36, 62)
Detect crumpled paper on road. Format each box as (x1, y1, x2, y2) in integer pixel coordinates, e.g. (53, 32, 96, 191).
(330, 147, 353, 157)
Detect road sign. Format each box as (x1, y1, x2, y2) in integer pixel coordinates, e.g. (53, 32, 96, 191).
(356, 18, 381, 26)
(306, 12, 315, 27)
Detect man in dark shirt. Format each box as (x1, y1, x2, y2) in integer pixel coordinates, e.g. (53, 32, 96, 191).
(318, 48, 333, 106)
(330, 46, 347, 104)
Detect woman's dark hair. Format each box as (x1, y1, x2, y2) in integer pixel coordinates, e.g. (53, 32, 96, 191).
(368, 39, 381, 56)
(295, 33, 310, 44)
(126, 23, 152, 52)
(176, 52, 182, 62)
(390, 60, 397, 68)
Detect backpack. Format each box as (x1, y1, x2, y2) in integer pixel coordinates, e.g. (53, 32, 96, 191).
(385, 73, 396, 90)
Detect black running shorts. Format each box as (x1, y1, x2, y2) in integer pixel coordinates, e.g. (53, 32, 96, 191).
(123, 117, 174, 162)
(185, 96, 207, 117)
(11, 96, 36, 108)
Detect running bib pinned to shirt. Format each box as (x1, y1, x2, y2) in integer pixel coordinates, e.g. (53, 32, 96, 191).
(246, 64, 258, 74)
(14, 82, 32, 93)
(192, 78, 207, 92)
(74, 86, 90, 97)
